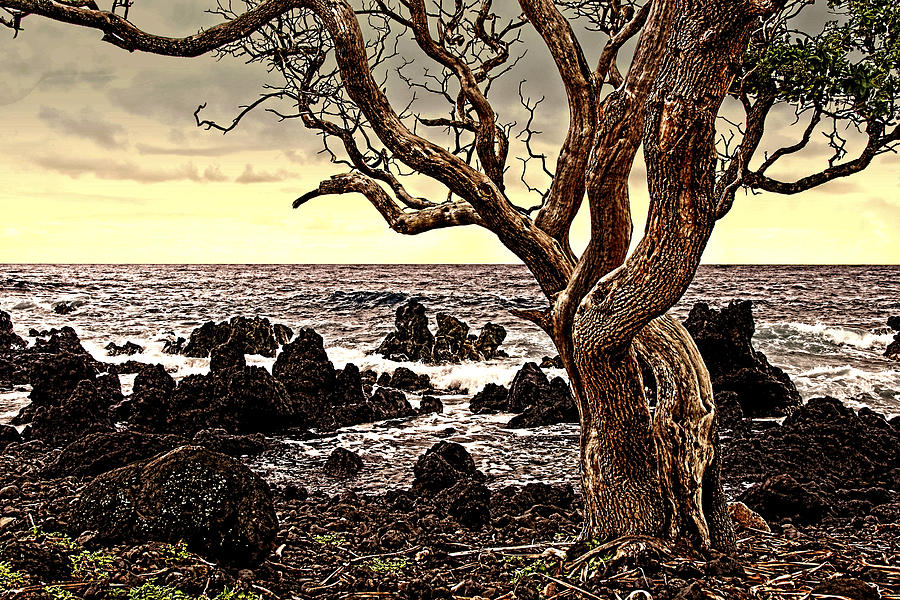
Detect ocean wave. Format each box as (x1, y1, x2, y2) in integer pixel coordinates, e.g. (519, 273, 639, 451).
(325, 290, 409, 309)
(760, 322, 894, 351)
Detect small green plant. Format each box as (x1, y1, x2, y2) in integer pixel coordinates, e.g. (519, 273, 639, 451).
(161, 541, 192, 563)
(25, 525, 79, 551)
(366, 557, 408, 573)
(210, 587, 263, 600)
(43, 586, 79, 600)
(70, 549, 116, 580)
(0, 561, 26, 590)
(510, 559, 548, 584)
(312, 533, 347, 546)
(126, 583, 193, 600)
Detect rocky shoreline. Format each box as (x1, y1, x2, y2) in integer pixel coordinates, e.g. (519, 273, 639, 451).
(1, 303, 898, 599)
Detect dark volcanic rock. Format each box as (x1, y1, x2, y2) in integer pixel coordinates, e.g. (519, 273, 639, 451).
(412, 442, 491, 528)
(377, 300, 435, 362)
(43, 431, 187, 477)
(418, 395, 443, 415)
(684, 300, 801, 417)
(539, 355, 563, 369)
(129, 364, 177, 430)
(192, 428, 270, 456)
(162, 336, 186, 355)
(229, 316, 280, 357)
(433, 313, 470, 362)
(368, 387, 415, 421)
(0, 424, 21, 449)
(182, 321, 233, 357)
(273, 328, 336, 427)
(12, 352, 97, 425)
(469, 383, 509, 414)
(506, 362, 549, 413)
(274, 323, 294, 345)
(475, 322, 507, 359)
(210, 337, 248, 373)
(332, 363, 366, 406)
(0, 540, 71, 582)
(71, 446, 278, 565)
(32, 326, 91, 356)
(0, 310, 26, 351)
(28, 380, 114, 445)
(105, 341, 144, 356)
(715, 390, 746, 431)
(725, 397, 900, 523)
(885, 316, 900, 360)
(323, 447, 363, 478)
(740, 474, 831, 524)
(387, 366, 432, 391)
(505, 376, 577, 428)
(52, 300, 79, 315)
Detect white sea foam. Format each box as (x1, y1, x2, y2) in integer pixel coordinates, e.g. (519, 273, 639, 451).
(778, 322, 894, 351)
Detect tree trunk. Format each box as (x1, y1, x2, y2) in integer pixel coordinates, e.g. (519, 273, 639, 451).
(570, 314, 735, 552)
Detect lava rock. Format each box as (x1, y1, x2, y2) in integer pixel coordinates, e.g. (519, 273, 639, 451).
(413, 441, 485, 494)
(0, 424, 21, 450)
(539, 355, 563, 369)
(192, 428, 270, 456)
(128, 364, 177, 430)
(28, 380, 114, 445)
(182, 321, 233, 357)
(32, 326, 91, 357)
(323, 447, 363, 478)
(505, 376, 577, 428)
(43, 431, 187, 477)
(432, 313, 470, 362)
(332, 363, 367, 407)
(0, 540, 71, 582)
(377, 299, 435, 362)
(273, 323, 294, 345)
(52, 300, 80, 315)
(740, 474, 831, 524)
(885, 316, 900, 360)
(469, 383, 509, 414)
(0, 310, 26, 351)
(474, 322, 507, 359)
(506, 362, 549, 413)
(273, 328, 336, 427)
(388, 366, 432, 391)
(210, 337, 247, 373)
(684, 300, 801, 417)
(418, 395, 443, 415)
(105, 341, 144, 356)
(71, 446, 278, 565)
(162, 336, 186, 355)
(368, 387, 415, 421)
(716, 391, 746, 431)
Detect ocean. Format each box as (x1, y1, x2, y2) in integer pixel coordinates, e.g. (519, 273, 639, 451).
(1, 264, 898, 492)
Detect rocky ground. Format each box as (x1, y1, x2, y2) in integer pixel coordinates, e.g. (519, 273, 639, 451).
(1, 303, 899, 600)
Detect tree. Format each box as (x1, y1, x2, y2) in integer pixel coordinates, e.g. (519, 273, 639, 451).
(3, 0, 897, 553)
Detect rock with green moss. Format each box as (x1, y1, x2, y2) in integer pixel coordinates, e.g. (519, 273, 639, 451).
(70, 446, 278, 566)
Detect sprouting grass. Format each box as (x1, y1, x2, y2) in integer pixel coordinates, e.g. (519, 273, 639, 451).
(125, 583, 194, 600)
(0, 561, 26, 590)
(312, 533, 347, 546)
(70, 549, 117, 580)
(366, 557, 409, 573)
(510, 558, 548, 584)
(161, 541, 192, 563)
(43, 586, 79, 600)
(210, 587, 263, 600)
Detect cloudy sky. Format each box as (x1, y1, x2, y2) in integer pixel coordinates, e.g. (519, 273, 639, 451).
(1, 1, 898, 264)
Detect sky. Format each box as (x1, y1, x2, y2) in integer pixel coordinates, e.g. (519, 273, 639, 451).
(0, 2, 898, 264)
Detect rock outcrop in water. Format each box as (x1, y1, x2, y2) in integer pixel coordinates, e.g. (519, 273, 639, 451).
(468, 362, 578, 428)
(684, 300, 801, 417)
(0, 310, 26, 351)
(71, 446, 278, 566)
(182, 316, 292, 358)
(885, 316, 900, 360)
(377, 300, 507, 363)
(105, 341, 144, 356)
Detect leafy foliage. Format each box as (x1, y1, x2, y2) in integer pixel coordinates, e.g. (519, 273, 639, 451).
(0, 561, 25, 590)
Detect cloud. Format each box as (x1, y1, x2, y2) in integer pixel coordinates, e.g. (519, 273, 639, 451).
(235, 164, 293, 184)
(38, 107, 127, 149)
(32, 155, 227, 184)
(136, 143, 236, 157)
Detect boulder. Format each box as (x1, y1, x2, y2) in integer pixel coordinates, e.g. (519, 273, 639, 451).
(432, 313, 469, 363)
(105, 341, 144, 357)
(739, 474, 831, 524)
(43, 431, 187, 478)
(505, 376, 577, 428)
(332, 363, 367, 407)
(51, 300, 81, 315)
(70, 446, 278, 565)
(377, 299, 435, 362)
(885, 316, 900, 360)
(323, 447, 363, 478)
(412, 442, 490, 528)
(539, 355, 563, 369)
(387, 366, 432, 391)
(273, 328, 336, 427)
(418, 395, 443, 415)
(182, 321, 233, 357)
(228, 316, 280, 357)
(469, 383, 510, 414)
(11, 352, 97, 425)
(367, 387, 415, 421)
(726, 501, 770, 532)
(506, 362, 550, 413)
(684, 300, 800, 417)
(27, 380, 114, 445)
(474, 323, 507, 359)
(32, 327, 91, 357)
(0, 310, 26, 351)
(128, 364, 177, 430)
(0, 540, 71, 582)
(0, 424, 21, 450)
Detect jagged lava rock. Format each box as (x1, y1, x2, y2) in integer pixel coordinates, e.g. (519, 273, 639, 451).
(475, 322, 507, 359)
(43, 431, 187, 478)
(323, 447, 364, 478)
(412, 441, 491, 528)
(128, 364, 177, 430)
(0, 424, 21, 449)
(386, 366, 432, 391)
(12, 352, 97, 426)
(506, 362, 549, 413)
(433, 313, 471, 362)
(739, 474, 831, 524)
(32, 327, 92, 357)
(273, 328, 336, 426)
(105, 341, 144, 356)
(505, 376, 577, 428)
(27, 380, 113, 445)
(469, 383, 509, 414)
(885, 315, 900, 360)
(71, 446, 278, 565)
(0, 310, 26, 351)
(210, 337, 248, 373)
(377, 299, 434, 362)
(183, 316, 290, 358)
(332, 363, 367, 407)
(418, 395, 443, 415)
(684, 300, 801, 417)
